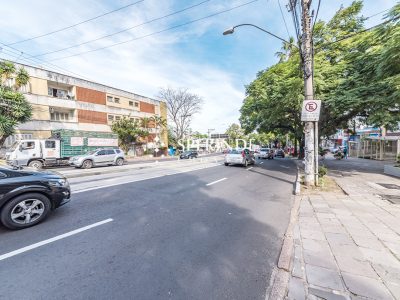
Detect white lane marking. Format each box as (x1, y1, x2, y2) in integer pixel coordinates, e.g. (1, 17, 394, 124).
(259, 162, 264, 164)
(206, 177, 227, 186)
(72, 164, 221, 194)
(0, 219, 113, 262)
(247, 167, 253, 171)
(280, 165, 290, 169)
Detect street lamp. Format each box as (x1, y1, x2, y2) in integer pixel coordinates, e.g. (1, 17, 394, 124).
(222, 23, 298, 48)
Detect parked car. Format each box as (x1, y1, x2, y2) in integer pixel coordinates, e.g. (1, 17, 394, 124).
(258, 148, 270, 159)
(69, 148, 125, 169)
(275, 149, 285, 158)
(180, 150, 198, 159)
(0, 165, 70, 230)
(224, 149, 255, 167)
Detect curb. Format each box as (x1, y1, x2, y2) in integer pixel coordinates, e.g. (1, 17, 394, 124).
(266, 194, 301, 300)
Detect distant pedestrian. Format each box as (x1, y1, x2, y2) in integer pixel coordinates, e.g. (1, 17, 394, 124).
(343, 146, 348, 159)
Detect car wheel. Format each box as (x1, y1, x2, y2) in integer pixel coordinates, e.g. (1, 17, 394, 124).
(28, 160, 43, 169)
(0, 193, 51, 230)
(81, 160, 93, 169)
(224, 163, 229, 166)
(116, 158, 124, 166)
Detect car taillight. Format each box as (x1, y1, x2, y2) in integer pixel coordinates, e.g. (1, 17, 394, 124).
(242, 151, 245, 157)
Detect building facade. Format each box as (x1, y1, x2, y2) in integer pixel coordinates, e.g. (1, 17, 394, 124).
(5, 63, 168, 150)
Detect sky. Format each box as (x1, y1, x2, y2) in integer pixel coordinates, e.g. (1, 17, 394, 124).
(0, 0, 397, 134)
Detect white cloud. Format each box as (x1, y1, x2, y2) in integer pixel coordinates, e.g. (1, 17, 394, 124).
(1, 0, 397, 135)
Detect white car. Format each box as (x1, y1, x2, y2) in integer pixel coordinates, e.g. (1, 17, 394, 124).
(69, 148, 125, 169)
(258, 148, 270, 159)
(224, 149, 255, 167)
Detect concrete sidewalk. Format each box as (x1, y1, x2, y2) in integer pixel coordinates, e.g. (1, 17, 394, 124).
(283, 161, 400, 299)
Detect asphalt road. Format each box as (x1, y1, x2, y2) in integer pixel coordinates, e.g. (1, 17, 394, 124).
(0, 158, 296, 300)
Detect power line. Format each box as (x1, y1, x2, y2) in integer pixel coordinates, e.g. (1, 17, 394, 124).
(32, 0, 211, 58)
(0, 44, 93, 81)
(316, 15, 399, 49)
(278, 0, 291, 40)
(48, 0, 260, 62)
(312, 0, 321, 31)
(6, 0, 145, 46)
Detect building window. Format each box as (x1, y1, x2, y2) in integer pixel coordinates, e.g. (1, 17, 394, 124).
(107, 96, 113, 102)
(108, 115, 114, 121)
(134, 102, 139, 107)
(114, 97, 120, 104)
(129, 101, 133, 107)
(50, 111, 69, 121)
(45, 141, 56, 148)
(115, 116, 121, 121)
(48, 87, 71, 99)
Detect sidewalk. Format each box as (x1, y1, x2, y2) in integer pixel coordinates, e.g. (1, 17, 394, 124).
(284, 159, 400, 299)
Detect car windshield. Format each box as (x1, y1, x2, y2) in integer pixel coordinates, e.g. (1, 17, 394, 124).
(86, 150, 98, 155)
(9, 141, 19, 151)
(228, 150, 241, 154)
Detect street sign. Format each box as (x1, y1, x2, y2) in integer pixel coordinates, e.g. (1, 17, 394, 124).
(301, 100, 321, 121)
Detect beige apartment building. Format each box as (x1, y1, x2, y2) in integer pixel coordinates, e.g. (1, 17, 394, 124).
(5, 63, 168, 149)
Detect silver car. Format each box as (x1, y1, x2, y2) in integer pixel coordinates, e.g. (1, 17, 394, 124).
(224, 149, 255, 167)
(69, 148, 125, 169)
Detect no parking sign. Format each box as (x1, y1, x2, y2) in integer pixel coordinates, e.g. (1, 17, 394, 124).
(301, 100, 321, 121)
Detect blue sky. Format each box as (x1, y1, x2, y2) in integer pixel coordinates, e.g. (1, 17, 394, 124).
(0, 0, 397, 133)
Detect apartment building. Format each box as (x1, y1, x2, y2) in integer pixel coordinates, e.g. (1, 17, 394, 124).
(6, 63, 168, 148)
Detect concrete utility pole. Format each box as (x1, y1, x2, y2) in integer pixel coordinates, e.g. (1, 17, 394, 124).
(301, 0, 316, 186)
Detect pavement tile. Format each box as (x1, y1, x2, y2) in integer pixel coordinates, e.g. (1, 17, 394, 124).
(341, 272, 393, 300)
(386, 282, 400, 300)
(335, 255, 378, 279)
(321, 225, 348, 234)
(292, 258, 304, 279)
(351, 235, 384, 251)
(301, 230, 327, 241)
(288, 276, 306, 300)
(303, 249, 337, 270)
(325, 232, 355, 246)
(383, 241, 400, 258)
(360, 248, 400, 268)
(308, 287, 350, 300)
(316, 213, 337, 219)
(305, 264, 344, 291)
(329, 244, 362, 259)
(371, 263, 400, 284)
(302, 238, 331, 253)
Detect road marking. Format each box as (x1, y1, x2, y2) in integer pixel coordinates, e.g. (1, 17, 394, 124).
(259, 162, 264, 164)
(280, 165, 290, 169)
(72, 164, 221, 194)
(206, 177, 227, 186)
(0, 219, 113, 262)
(247, 167, 253, 170)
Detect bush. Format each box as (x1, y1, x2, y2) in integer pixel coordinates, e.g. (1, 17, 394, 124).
(318, 166, 328, 177)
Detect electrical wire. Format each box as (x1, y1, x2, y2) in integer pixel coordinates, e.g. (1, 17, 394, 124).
(312, 0, 321, 32)
(32, 0, 211, 58)
(0, 44, 93, 80)
(6, 0, 145, 46)
(278, 0, 291, 40)
(47, 0, 260, 62)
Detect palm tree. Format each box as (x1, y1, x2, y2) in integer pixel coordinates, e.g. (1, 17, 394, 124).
(275, 37, 295, 62)
(0, 61, 16, 86)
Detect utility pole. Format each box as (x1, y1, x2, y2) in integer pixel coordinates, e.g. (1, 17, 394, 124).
(301, 0, 316, 186)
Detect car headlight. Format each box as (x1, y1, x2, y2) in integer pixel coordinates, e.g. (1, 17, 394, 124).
(49, 179, 68, 187)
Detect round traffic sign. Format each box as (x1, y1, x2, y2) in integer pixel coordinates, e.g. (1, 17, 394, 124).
(305, 101, 318, 112)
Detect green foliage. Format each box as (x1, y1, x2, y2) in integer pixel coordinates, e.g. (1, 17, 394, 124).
(225, 123, 244, 145)
(318, 166, 328, 177)
(111, 117, 149, 153)
(240, 1, 400, 143)
(0, 61, 32, 146)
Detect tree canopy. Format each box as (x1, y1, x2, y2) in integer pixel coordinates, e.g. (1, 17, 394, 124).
(240, 1, 400, 145)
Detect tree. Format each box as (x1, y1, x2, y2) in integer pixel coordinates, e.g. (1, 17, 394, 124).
(275, 37, 295, 62)
(0, 61, 32, 147)
(225, 123, 245, 145)
(158, 87, 203, 142)
(111, 117, 149, 153)
(151, 115, 167, 139)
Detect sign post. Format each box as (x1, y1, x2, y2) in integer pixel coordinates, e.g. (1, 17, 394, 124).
(301, 100, 321, 185)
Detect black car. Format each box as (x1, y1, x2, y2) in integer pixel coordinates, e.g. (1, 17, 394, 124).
(0, 165, 70, 230)
(180, 150, 198, 159)
(275, 149, 285, 158)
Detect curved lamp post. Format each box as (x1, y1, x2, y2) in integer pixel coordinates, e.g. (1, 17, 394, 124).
(223, 23, 298, 48)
